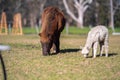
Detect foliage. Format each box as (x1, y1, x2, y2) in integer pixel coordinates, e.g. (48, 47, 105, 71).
(114, 9, 120, 27)
(0, 0, 120, 27)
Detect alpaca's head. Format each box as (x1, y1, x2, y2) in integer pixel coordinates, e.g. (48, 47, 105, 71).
(81, 47, 89, 58)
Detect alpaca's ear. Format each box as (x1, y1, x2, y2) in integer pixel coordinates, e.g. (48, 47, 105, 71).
(87, 47, 89, 50)
(38, 33, 41, 36)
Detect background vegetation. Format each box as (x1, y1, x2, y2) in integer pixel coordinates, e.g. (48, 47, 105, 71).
(0, 0, 120, 29)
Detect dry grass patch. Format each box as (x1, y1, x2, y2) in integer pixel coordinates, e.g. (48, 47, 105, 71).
(0, 34, 120, 80)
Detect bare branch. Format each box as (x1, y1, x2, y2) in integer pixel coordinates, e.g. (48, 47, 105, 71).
(83, 5, 89, 12)
(63, 0, 93, 28)
(15, 0, 22, 12)
(79, 0, 84, 4)
(82, 0, 92, 7)
(63, 0, 78, 21)
(113, 3, 120, 14)
(82, 0, 88, 7)
(74, 0, 80, 7)
(88, 0, 93, 3)
(40, 0, 47, 14)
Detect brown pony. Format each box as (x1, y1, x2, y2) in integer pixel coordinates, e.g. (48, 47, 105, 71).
(39, 6, 66, 56)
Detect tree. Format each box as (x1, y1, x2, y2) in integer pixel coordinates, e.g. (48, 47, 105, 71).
(109, 0, 120, 32)
(109, 0, 115, 32)
(22, 0, 47, 27)
(63, 0, 93, 28)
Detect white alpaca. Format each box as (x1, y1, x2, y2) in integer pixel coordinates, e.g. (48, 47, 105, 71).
(81, 25, 109, 58)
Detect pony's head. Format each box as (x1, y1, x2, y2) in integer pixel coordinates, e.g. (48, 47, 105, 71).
(39, 33, 53, 56)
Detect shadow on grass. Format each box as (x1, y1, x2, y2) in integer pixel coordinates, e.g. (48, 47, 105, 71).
(60, 48, 81, 53)
(87, 53, 118, 58)
(50, 48, 81, 56)
(102, 53, 118, 57)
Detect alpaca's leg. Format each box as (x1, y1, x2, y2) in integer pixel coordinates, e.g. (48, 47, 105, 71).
(100, 42, 104, 56)
(104, 36, 109, 57)
(100, 45, 104, 56)
(105, 47, 108, 57)
(93, 42, 98, 58)
(92, 47, 94, 57)
(105, 44, 108, 57)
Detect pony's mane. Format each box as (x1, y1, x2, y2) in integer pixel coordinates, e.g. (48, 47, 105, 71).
(40, 7, 63, 34)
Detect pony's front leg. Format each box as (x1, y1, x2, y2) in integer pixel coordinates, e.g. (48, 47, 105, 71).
(53, 34, 60, 53)
(51, 44, 56, 53)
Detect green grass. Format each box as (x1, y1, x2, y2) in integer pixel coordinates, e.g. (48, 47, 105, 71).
(22, 26, 120, 35)
(62, 27, 90, 35)
(23, 27, 38, 34)
(0, 34, 120, 80)
(22, 26, 90, 35)
(114, 27, 120, 32)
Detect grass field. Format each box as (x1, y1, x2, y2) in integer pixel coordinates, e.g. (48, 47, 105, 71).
(0, 32, 120, 80)
(22, 26, 120, 34)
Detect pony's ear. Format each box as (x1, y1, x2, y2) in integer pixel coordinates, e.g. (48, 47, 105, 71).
(38, 33, 41, 36)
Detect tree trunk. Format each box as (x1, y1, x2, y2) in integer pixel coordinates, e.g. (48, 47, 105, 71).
(76, 22, 83, 28)
(109, 0, 115, 32)
(30, 14, 36, 28)
(77, 12, 84, 28)
(66, 22, 69, 34)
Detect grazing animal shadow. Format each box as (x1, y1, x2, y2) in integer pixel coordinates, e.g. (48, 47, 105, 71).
(60, 48, 81, 53)
(102, 53, 118, 57)
(87, 53, 118, 58)
(50, 48, 81, 56)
